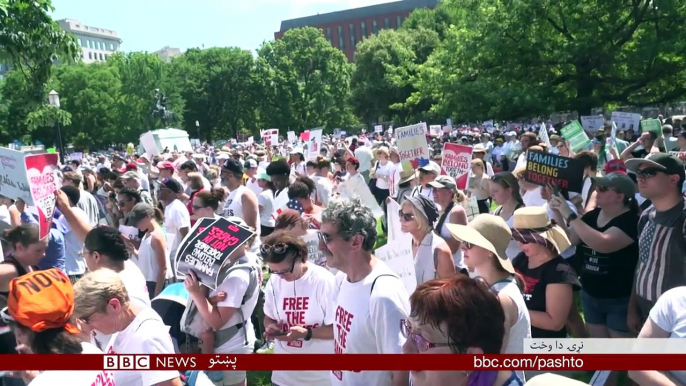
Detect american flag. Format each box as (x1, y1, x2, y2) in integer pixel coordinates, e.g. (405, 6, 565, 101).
(286, 198, 304, 214)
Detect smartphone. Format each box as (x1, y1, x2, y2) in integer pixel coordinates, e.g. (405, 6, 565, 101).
(553, 185, 560, 196)
(269, 330, 288, 337)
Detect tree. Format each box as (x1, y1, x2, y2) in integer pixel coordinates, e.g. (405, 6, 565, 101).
(418, 0, 686, 120)
(0, 0, 80, 104)
(256, 27, 358, 132)
(170, 47, 262, 141)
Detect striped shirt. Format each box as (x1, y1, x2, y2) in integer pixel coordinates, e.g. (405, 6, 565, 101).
(635, 200, 686, 301)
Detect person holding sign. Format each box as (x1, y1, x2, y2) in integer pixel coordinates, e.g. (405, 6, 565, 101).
(401, 197, 455, 283)
(261, 232, 336, 386)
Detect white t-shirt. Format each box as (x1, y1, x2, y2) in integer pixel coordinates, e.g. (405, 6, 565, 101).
(210, 254, 261, 354)
(29, 342, 115, 386)
(315, 176, 334, 207)
(258, 190, 276, 227)
(522, 187, 546, 207)
(59, 207, 90, 276)
(374, 161, 393, 190)
(245, 176, 263, 198)
(331, 260, 410, 386)
(105, 307, 179, 386)
(354, 146, 374, 172)
(265, 264, 337, 386)
(77, 190, 101, 227)
(389, 163, 401, 199)
(0, 205, 11, 227)
(649, 286, 686, 384)
(163, 199, 191, 262)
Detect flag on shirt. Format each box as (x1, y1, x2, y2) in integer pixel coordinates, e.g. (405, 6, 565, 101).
(286, 198, 304, 214)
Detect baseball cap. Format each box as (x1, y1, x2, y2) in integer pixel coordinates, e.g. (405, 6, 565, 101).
(159, 177, 182, 194)
(604, 159, 627, 175)
(125, 162, 138, 171)
(257, 172, 271, 181)
(222, 158, 244, 174)
(122, 171, 139, 180)
(244, 159, 258, 169)
(418, 161, 441, 175)
(4, 269, 80, 334)
(129, 203, 154, 227)
(625, 153, 685, 181)
(428, 175, 458, 191)
(156, 161, 175, 171)
(593, 172, 636, 198)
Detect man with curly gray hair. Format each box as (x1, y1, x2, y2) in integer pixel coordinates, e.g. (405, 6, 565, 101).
(319, 197, 410, 386)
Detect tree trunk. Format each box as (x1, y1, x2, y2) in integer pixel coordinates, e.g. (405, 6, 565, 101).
(575, 65, 595, 117)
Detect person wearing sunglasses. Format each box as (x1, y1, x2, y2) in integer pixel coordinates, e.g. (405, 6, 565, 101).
(447, 215, 531, 382)
(403, 275, 523, 386)
(261, 232, 336, 386)
(320, 198, 410, 386)
(1, 269, 116, 385)
(592, 134, 618, 173)
(489, 172, 526, 259)
(625, 153, 686, 336)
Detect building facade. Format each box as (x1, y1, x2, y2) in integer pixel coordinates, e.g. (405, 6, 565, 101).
(275, 0, 438, 61)
(154, 46, 182, 62)
(57, 19, 122, 64)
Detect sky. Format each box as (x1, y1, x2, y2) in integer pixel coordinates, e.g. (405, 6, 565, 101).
(51, 0, 396, 54)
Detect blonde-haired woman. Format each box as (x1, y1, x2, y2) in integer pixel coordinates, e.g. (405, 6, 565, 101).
(73, 268, 183, 386)
(427, 176, 469, 274)
(400, 196, 455, 284)
(489, 172, 526, 259)
(371, 146, 394, 206)
(469, 158, 491, 213)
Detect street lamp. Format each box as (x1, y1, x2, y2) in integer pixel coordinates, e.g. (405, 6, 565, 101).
(195, 120, 201, 143)
(48, 90, 65, 165)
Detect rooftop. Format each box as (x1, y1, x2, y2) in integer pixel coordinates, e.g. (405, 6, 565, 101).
(57, 19, 120, 40)
(279, 0, 438, 31)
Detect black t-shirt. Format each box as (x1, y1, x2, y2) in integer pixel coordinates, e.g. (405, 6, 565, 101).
(512, 253, 580, 338)
(576, 208, 639, 299)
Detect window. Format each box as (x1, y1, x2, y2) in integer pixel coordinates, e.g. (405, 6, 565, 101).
(77, 38, 82, 46)
(326, 27, 332, 44)
(372, 20, 378, 34)
(384, 17, 390, 29)
(86, 40, 91, 48)
(337, 25, 345, 49)
(349, 24, 356, 47)
(397, 16, 403, 28)
(99, 53, 103, 61)
(110, 43, 115, 51)
(88, 52, 92, 60)
(361, 22, 367, 38)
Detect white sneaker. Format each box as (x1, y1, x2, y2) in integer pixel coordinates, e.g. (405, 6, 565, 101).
(256, 340, 275, 354)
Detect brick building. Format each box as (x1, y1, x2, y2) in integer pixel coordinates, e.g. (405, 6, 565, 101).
(275, 0, 439, 62)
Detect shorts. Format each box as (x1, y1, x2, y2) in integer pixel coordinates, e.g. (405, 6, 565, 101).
(580, 290, 630, 333)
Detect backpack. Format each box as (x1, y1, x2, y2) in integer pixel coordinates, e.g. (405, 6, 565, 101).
(180, 258, 261, 350)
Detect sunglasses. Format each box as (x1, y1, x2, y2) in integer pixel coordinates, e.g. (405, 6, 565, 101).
(635, 168, 664, 179)
(400, 319, 453, 352)
(317, 231, 333, 244)
(269, 258, 296, 276)
(462, 241, 474, 250)
(260, 243, 290, 256)
(398, 211, 415, 222)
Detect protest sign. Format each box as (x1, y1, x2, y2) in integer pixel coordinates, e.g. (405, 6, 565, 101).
(641, 119, 662, 136)
(560, 121, 591, 153)
(300, 130, 310, 142)
(386, 198, 403, 243)
(301, 230, 338, 275)
(611, 112, 641, 132)
(262, 129, 279, 147)
(524, 151, 585, 192)
(429, 125, 442, 137)
(441, 143, 473, 190)
(333, 128, 341, 138)
(580, 116, 605, 132)
(442, 126, 451, 134)
(175, 217, 255, 289)
(175, 217, 219, 267)
(395, 123, 430, 172)
(307, 129, 323, 160)
(375, 239, 416, 295)
(0, 147, 33, 204)
(338, 175, 384, 218)
(287, 131, 296, 143)
(69, 152, 83, 161)
(374, 125, 383, 133)
(25, 153, 59, 240)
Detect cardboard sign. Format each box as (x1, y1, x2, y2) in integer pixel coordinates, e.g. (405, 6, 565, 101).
(25, 154, 59, 239)
(560, 121, 591, 153)
(611, 112, 641, 132)
(375, 239, 416, 295)
(580, 116, 605, 132)
(307, 129, 323, 160)
(175, 217, 218, 267)
(641, 119, 662, 136)
(337, 176, 384, 218)
(441, 143, 473, 190)
(287, 131, 296, 143)
(395, 123, 430, 172)
(175, 218, 255, 289)
(386, 198, 403, 243)
(429, 125, 442, 137)
(374, 125, 383, 133)
(262, 129, 279, 147)
(0, 147, 33, 204)
(524, 151, 585, 193)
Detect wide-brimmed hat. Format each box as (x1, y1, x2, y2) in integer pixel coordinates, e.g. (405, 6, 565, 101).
(446, 214, 514, 274)
(511, 207, 570, 253)
(398, 170, 416, 185)
(472, 144, 487, 154)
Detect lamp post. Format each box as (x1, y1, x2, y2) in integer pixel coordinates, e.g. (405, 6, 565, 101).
(196, 120, 201, 143)
(48, 90, 65, 165)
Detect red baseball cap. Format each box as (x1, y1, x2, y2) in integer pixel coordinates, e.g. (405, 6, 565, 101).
(604, 159, 627, 175)
(156, 161, 175, 171)
(125, 162, 138, 171)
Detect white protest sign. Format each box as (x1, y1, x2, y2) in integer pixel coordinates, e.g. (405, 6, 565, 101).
(333, 129, 341, 138)
(338, 176, 384, 218)
(387, 198, 403, 243)
(580, 116, 605, 132)
(429, 125, 442, 137)
(611, 112, 641, 132)
(0, 147, 33, 204)
(375, 238, 416, 295)
(301, 230, 337, 275)
(69, 152, 83, 161)
(287, 131, 296, 143)
(374, 125, 383, 133)
(118, 225, 139, 241)
(395, 123, 429, 172)
(307, 129, 323, 160)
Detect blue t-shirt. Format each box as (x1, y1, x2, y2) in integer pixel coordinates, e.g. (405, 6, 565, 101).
(21, 209, 66, 273)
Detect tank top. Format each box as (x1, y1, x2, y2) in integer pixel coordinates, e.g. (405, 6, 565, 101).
(223, 185, 247, 219)
(133, 231, 167, 282)
(491, 278, 531, 382)
(435, 202, 466, 270)
(495, 204, 525, 259)
(413, 232, 445, 285)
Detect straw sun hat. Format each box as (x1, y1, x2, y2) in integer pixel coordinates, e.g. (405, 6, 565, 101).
(511, 206, 571, 253)
(446, 214, 514, 274)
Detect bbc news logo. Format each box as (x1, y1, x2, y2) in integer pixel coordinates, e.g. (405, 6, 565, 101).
(104, 355, 150, 370)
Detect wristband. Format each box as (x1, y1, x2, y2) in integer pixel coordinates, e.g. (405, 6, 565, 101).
(304, 327, 313, 341)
